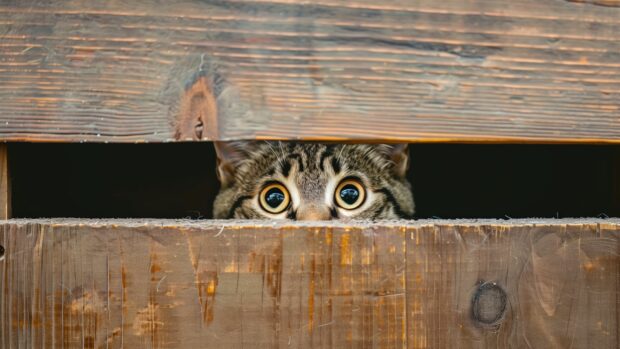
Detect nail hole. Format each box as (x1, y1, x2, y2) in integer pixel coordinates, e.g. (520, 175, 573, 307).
(471, 281, 507, 327)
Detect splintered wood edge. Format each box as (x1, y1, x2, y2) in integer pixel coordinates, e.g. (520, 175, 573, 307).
(1, 218, 618, 229)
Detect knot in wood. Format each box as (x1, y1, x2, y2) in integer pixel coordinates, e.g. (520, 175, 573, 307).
(174, 75, 218, 141)
(471, 281, 507, 327)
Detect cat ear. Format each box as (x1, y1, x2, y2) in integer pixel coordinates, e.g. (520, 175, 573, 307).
(382, 144, 409, 178)
(213, 141, 251, 188)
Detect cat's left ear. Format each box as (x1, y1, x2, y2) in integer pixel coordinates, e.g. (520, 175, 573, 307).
(384, 144, 409, 178)
(213, 141, 250, 188)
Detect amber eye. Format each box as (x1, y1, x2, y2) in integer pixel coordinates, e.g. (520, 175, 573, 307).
(335, 178, 365, 210)
(259, 182, 290, 214)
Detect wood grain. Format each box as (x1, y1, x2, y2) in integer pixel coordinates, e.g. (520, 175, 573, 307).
(0, 145, 10, 219)
(0, 1, 619, 143)
(0, 219, 617, 348)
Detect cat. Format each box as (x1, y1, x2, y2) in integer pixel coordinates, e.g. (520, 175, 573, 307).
(213, 142, 414, 220)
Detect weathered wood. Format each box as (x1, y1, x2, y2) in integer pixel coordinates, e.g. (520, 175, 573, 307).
(0, 1, 619, 143)
(0, 145, 10, 219)
(0, 219, 617, 348)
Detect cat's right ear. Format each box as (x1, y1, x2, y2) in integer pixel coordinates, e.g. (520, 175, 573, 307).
(214, 141, 248, 188)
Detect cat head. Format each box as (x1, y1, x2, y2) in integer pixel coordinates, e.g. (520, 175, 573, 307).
(213, 141, 414, 220)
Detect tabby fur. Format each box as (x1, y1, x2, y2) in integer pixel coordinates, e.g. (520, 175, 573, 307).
(213, 142, 414, 220)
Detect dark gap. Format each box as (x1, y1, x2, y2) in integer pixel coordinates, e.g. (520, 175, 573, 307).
(9, 143, 218, 219)
(409, 144, 620, 219)
(8, 143, 620, 219)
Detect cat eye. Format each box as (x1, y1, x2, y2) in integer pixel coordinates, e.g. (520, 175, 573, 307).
(259, 182, 290, 214)
(335, 178, 365, 210)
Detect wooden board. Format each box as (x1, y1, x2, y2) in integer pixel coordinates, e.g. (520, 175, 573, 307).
(0, 219, 618, 348)
(0, 1, 619, 143)
(0, 145, 9, 219)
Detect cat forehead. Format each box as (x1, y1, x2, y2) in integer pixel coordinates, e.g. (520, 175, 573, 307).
(252, 143, 348, 171)
(231, 142, 397, 184)
(280, 143, 331, 157)
(256, 143, 368, 160)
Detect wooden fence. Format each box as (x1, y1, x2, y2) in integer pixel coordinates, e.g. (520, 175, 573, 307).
(0, 0, 619, 143)
(1, 1, 619, 348)
(0, 220, 618, 348)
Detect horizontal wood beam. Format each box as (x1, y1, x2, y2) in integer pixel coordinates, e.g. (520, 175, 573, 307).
(0, 145, 9, 219)
(0, 1, 619, 143)
(0, 219, 618, 348)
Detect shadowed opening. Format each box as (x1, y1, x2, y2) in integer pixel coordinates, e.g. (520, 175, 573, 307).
(10, 143, 218, 219)
(8, 143, 620, 219)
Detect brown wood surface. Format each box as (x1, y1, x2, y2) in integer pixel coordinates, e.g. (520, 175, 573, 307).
(0, 145, 10, 219)
(0, 1, 619, 143)
(0, 219, 617, 348)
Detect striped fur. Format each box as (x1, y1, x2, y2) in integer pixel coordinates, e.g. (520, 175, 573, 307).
(213, 142, 414, 220)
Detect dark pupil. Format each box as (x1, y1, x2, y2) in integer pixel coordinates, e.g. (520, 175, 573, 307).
(265, 188, 285, 208)
(340, 185, 359, 205)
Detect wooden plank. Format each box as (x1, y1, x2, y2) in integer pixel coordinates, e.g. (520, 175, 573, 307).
(406, 223, 620, 348)
(0, 145, 10, 219)
(0, 1, 619, 143)
(0, 219, 617, 348)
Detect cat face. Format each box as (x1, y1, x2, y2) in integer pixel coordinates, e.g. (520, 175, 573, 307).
(213, 142, 414, 220)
